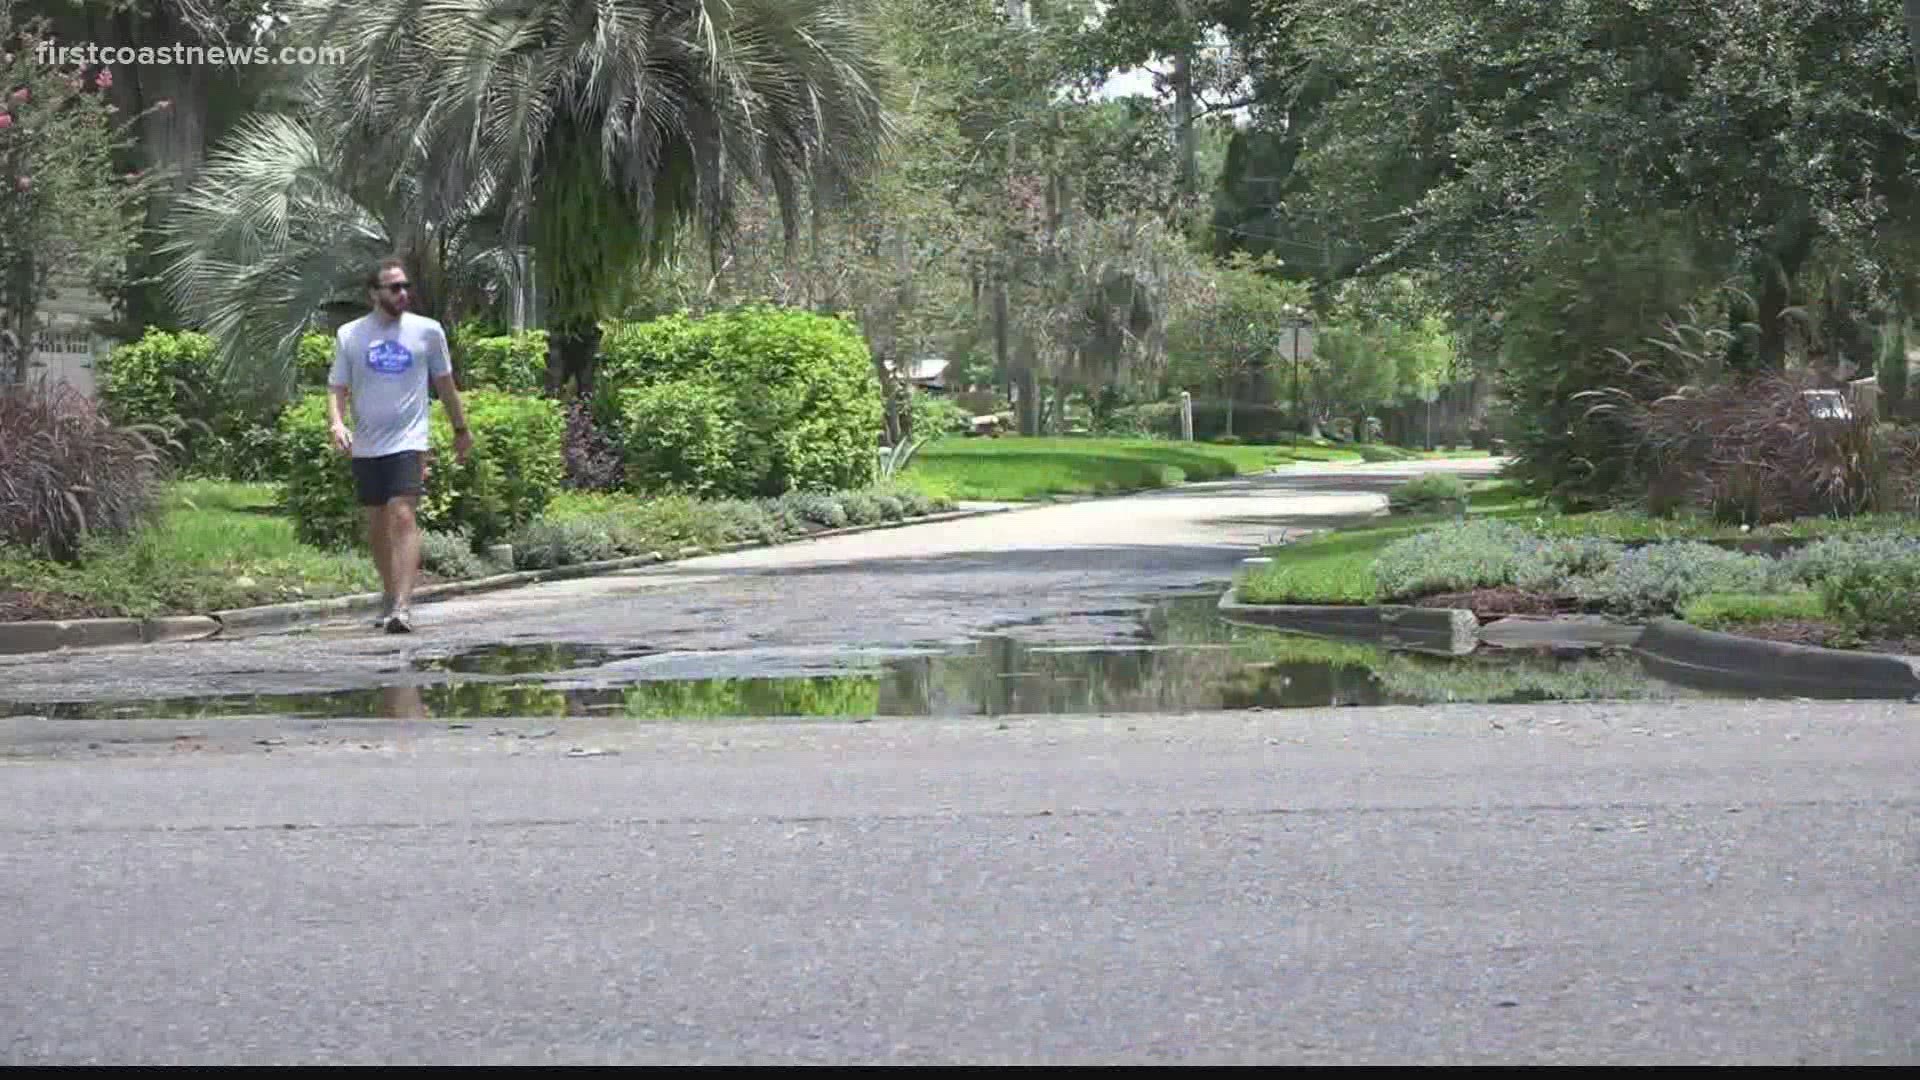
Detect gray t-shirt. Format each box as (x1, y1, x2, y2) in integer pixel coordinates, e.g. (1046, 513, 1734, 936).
(327, 312, 453, 458)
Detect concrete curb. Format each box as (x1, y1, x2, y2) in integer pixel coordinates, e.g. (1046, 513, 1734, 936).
(1215, 587, 1480, 655)
(0, 505, 1011, 656)
(1633, 618, 1920, 700)
(1477, 614, 1646, 651)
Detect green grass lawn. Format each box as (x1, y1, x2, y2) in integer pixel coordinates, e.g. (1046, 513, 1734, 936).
(896, 436, 1486, 502)
(1, 480, 380, 619)
(1678, 591, 1825, 630)
(897, 437, 1294, 501)
(1236, 481, 1539, 604)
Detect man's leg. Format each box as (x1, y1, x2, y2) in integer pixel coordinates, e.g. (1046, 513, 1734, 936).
(382, 451, 427, 632)
(353, 456, 397, 624)
(387, 494, 422, 612)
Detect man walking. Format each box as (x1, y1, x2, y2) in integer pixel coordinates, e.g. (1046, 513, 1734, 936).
(326, 256, 472, 633)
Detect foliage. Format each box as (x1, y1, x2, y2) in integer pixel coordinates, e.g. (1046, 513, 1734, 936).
(909, 393, 973, 439)
(600, 306, 883, 498)
(460, 331, 547, 393)
(0, 380, 168, 562)
(506, 484, 953, 570)
(616, 378, 747, 499)
(420, 527, 494, 580)
(0, 15, 156, 383)
(1588, 369, 1893, 524)
(1371, 520, 1544, 600)
(294, 0, 893, 396)
(560, 399, 625, 492)
(1386, 473, 1467, 515)
(1164, 252, 1309, 435)
(95, 327, 286, 478)
(0, 479, 381, 619)
(278, 389, 564, 550)
(1818, 558, 1920, 638)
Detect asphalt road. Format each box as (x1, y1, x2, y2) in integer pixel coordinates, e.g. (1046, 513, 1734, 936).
(0, 459, 1502, 706)
(4, 458, 1915, 1064)
(2, 701, 1916, 1065)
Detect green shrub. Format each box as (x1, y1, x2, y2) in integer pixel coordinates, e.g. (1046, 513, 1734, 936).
(597, 306, 883, 497)
(1386, 473, 1467, 514)
(782, 491, 849, 529)
(421, 528, 492, 580)
(837, 489, 885, 525)
(460, 331, 548, 392)
(1359, 444, 1417, 462)
(296, 332, 334, 387)
(96, 327, 282, 478)
(508, 516, 626, 570)
(1783, 536, 1920, 587)
(1570, 542, 1781, 617)
(278, 389, 565, 549)
(908, 392, 973, 439)
(1372, 520, 1546, 599)
(1818, 560, 1920, 640)
(617, 378, 747, 497)
(1513, 536, 1624, 592)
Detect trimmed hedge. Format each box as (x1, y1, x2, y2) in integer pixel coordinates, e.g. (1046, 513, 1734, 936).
(595, 305, 883, 498)
(278, 389, 566, 550)
(460, 330, 548, 393)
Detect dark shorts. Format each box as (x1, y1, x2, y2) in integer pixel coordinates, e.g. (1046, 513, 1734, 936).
(350, 451, 425, 506)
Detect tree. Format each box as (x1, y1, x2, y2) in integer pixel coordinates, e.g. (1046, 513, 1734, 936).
(0, 13, 154, 384)
(1166, 252, 1309, 436)
(17, 1, 304, 331)
(285, 0, 892, 401)
(155, 101, 520, 396)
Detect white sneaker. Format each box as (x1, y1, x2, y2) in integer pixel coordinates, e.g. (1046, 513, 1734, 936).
(384, 607, 414, 634)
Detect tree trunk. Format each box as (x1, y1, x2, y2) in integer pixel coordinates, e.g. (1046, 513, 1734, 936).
(1757, 221, 1816, 371)
(1170, 1, 1199, 203)
(1223, 394, 1234, 438)
(544, 320, 603, 400)
(1017, 366, 1041, 436)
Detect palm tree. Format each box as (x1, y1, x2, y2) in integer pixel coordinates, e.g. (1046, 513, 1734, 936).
(284, 0, 893, 397)
(156, 95, 521, 396)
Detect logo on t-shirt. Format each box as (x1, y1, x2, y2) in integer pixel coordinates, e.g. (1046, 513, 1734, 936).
(366, 339, 415, 374)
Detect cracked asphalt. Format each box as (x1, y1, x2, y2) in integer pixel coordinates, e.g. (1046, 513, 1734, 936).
(6, 457, 1916, 1065)
(0, 459, 1502, 708)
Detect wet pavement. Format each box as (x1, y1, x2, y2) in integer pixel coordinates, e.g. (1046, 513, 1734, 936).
(0, 459, 1510, 716)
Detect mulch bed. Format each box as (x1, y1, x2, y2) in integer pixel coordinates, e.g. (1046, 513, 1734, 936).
(1711, 618, 1920, 657)
(0, 590, 118, 622)
(1417, 587, 1579, 619)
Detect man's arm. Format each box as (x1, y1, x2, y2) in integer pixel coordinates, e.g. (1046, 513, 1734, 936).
(428, 325, 472, 462)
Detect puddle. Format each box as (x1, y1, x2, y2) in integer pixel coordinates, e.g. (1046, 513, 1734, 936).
(3, 591, 1738, 722)
(409, 642, 643, 675)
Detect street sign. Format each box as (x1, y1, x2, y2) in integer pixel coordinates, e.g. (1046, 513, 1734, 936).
(1276, 324, 1314, 363)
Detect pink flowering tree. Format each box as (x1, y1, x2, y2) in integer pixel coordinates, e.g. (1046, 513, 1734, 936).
(0, 15, 157, 383)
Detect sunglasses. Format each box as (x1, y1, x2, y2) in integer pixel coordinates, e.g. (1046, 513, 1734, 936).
(380, 281, 412, 293)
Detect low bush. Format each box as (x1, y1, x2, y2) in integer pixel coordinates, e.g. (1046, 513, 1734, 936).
(0, 381, 169, 561)
(460, 331, 548, 393)
(502, 485, 955, 570)
(1386, 473, 1467, 515)
(421, 528, 493, 580)
(95, 327, 286, 479)
(1818, 559, 1920, 640)
(909, 393, 973, 439)
(1567, 542, 1781, 617)
(279, 389, 565, 550)
(1372, 520, 1545, 600)
(1358, 444, 1418, 462)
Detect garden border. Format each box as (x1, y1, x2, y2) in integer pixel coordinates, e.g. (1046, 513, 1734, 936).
(1215, 590, 1920, 700)
(0, 505, 1013, 656)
